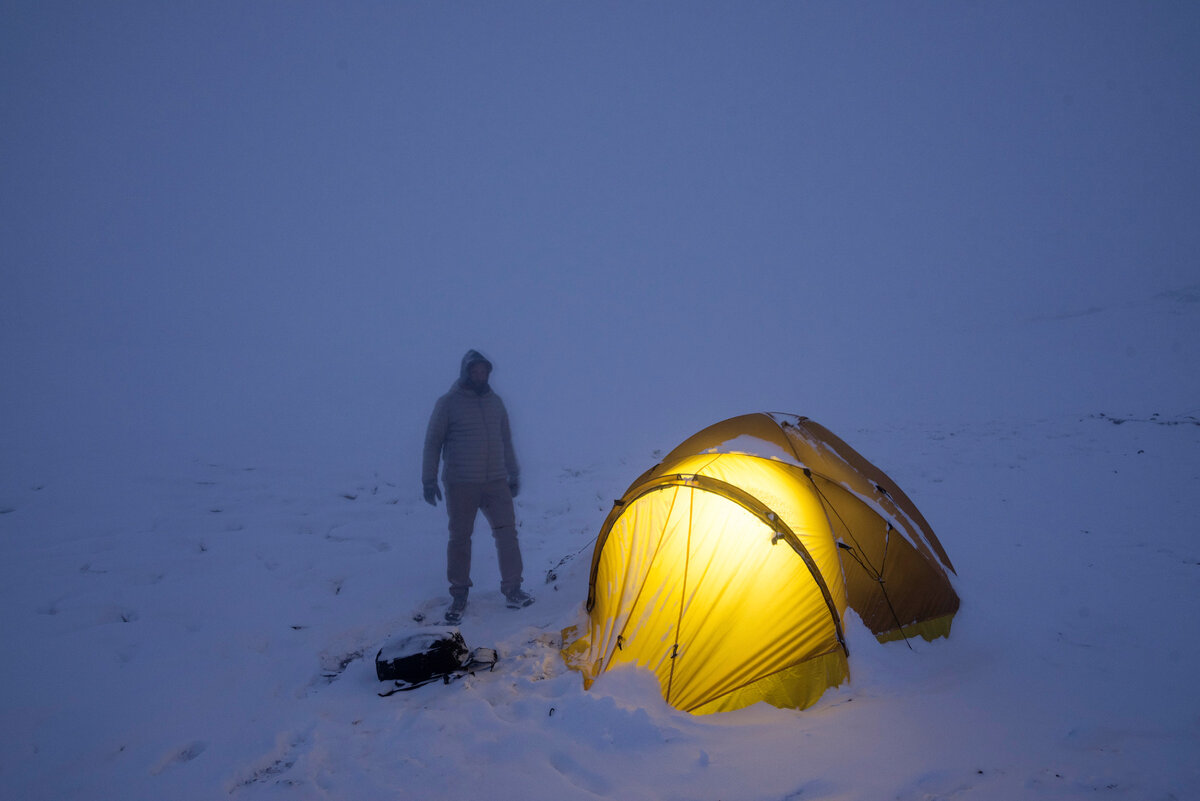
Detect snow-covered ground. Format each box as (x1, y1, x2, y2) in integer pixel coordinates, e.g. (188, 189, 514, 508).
(3, 386, 1198, 800)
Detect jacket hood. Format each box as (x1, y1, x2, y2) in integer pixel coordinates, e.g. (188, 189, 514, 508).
(458, 349, 494, 384)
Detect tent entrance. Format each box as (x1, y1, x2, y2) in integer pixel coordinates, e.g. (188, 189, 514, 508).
(589, 477, 846, 713)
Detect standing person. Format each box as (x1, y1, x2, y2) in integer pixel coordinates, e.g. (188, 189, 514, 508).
(422, 350, 534, 624)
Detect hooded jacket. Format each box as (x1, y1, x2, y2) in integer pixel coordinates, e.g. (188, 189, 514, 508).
(422, 350, 519, 486)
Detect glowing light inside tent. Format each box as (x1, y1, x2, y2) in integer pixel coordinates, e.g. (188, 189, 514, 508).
(579, 453, 849, 713)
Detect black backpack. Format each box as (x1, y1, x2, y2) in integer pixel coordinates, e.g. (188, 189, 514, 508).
(375, 628, 498, 696)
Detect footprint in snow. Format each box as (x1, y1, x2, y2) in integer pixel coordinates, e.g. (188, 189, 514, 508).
(150, 740, 208, 774)
(549, 751, 612, 796)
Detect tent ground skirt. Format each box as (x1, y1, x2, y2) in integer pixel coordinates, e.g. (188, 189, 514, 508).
(687, 648, 849, 715)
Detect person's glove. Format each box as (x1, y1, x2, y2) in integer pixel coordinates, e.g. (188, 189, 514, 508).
(423, 482, 442, 506)
(508, 477, 520, 498)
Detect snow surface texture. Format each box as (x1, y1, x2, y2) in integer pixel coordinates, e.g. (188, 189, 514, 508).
(2, 414, 1198, 800)
(3, 3, 1200, 800)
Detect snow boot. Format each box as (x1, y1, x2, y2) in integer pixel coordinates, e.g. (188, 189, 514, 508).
(444, 596, 467, 624)
(504, 589, 535, 609)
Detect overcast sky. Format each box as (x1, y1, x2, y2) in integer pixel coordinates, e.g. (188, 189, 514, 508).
(3, 2, 1198, 480)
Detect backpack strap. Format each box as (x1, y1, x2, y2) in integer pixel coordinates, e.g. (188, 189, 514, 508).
(378, 647, 499, 697)
(378, 674, 453, 697)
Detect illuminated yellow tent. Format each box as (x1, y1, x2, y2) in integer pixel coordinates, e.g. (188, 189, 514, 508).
(562, 413, 959, 715)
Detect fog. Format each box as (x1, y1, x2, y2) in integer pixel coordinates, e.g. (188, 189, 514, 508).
(4, 2, 1198, 484)
(3, 6, 1200, 799)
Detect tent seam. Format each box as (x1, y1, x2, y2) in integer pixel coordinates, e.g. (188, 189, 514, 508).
(664, 487, 693, 707)
(608, 484, 682, 665)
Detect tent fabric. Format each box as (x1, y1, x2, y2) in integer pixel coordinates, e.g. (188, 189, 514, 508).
(562, 413, 959, 715)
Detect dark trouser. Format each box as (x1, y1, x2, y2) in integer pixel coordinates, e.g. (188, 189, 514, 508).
(445, 480, 523, 599)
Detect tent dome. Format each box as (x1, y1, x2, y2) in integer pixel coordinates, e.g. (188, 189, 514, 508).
(562, 413, 959, 714)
